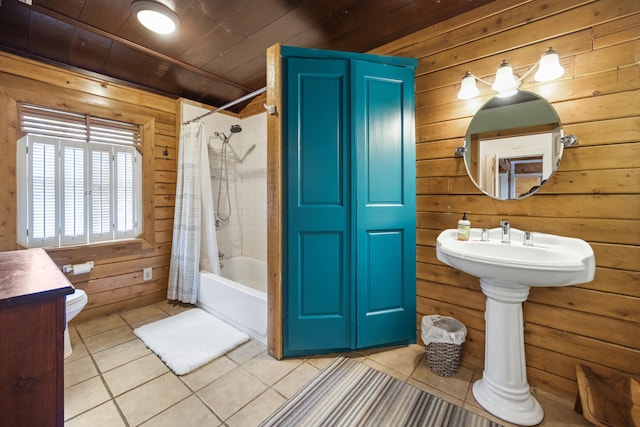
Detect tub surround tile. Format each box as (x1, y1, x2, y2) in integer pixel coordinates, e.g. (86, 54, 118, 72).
(116, 372, 191, 426)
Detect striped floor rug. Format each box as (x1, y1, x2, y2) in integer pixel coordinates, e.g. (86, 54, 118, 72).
(260, 357, 503, 427)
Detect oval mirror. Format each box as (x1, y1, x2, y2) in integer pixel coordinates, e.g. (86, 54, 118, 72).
(463, 91, 564, 200)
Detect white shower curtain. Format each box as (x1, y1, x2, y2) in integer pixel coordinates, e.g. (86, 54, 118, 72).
(168, 121, 220, 304)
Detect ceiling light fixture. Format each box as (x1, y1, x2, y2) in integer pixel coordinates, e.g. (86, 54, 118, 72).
(457, 47, 564, 100)
(131, 1, 179, 35)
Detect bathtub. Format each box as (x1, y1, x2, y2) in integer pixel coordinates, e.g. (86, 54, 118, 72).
(198, 256, 267, 344)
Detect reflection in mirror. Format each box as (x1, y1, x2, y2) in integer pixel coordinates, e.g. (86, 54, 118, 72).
(464, 91, 563, 200)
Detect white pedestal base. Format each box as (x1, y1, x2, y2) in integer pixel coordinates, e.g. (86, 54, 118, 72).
(473, 279, 544, 426)
(473, 378, 543, 426)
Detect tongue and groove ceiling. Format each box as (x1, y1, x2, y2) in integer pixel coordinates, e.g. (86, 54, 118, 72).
(0, 0, 495, 111)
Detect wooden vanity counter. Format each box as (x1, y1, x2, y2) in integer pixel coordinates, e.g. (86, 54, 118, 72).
(0, 248, 74, 427)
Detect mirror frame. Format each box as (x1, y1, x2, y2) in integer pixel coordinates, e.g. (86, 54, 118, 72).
(463, 91, 564, 200)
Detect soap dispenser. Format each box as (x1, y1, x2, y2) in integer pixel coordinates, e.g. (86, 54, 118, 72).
(457, 212, 471, 241)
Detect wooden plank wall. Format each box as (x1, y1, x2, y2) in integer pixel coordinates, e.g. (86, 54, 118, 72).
(0, 52, 178, 323)
(372, 0, 639, 398)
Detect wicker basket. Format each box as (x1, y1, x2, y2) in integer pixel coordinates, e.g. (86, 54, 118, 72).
(425, 342, 462, 377)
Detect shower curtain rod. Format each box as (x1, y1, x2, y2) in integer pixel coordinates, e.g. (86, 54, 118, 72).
(183, 86, 267, 125)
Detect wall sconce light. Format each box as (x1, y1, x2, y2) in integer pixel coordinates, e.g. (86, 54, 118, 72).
(131, 1, 179, 34)
(457, 48, 564, 100)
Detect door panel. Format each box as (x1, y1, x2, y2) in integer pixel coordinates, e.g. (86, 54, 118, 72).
(353, 60, 416, 348)
(284, 57, 353, 355)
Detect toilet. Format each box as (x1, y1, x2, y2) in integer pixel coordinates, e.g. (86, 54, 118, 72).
(64, 289, 88, 358)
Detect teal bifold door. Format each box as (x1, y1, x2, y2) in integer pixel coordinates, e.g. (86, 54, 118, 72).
(284, 57, 354, 354)
(283, 48, 416, 357)
(352, 60, 416, 349)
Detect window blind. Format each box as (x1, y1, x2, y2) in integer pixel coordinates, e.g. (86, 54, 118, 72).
(20, 104, 141, 147)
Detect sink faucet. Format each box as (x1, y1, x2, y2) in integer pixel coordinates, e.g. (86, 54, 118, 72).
(500, 220, 510, 243)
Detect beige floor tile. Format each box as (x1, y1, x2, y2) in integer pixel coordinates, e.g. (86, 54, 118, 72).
(116, 372, 192, 426)
(64, 356, 98, 388)
(65, 401, 126, 427)
(180, 355, 238, 392)
(155, 300, 195, 316)
(273, 362, 320, 399)
(463, 400, 519, 427)
(75, 314, 127, 338)
(226, 340, 266, 364)
(64, 376, 112, 420)
(65, 327, 89, 362)
(103, 353, 169, 396)
(226, 389, 287, 427)
(363, 358, 410, 382)
(198, 367, 268, 420)
(533, 390, 590, 427)
(60, 302, 585, 427)
(366, 344, 424, 376)
(407, 377, 464, 407)
(83, 325, 136, 354)
(93, 339, 151, 373)
(242, 351, 302, 385)
(303, 355, 338, 370)
(140, 395, 221, 427)
(411, 359, 473, 401)
(121, 304, 170, 329)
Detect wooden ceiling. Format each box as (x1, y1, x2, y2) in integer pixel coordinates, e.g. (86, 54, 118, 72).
(0, 0, 495, 111)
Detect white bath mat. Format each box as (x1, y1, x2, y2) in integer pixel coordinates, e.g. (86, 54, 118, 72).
(134, 308, 249, 375)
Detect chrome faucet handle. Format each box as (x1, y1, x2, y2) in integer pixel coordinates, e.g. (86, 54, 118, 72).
(481, 228, 489, 241)
(500, 220, 510, 243)
(524, 231, 533, 246)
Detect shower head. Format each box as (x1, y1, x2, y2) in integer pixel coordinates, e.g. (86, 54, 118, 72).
(225, 124, 242, 143)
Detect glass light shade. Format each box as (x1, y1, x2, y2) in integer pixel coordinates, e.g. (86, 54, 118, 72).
(496, 88, 519, 98)
(492, 60, 519, 93)
(535, 48, 564, 82)
(458, 72, 480, 100)
(132, 1, 179, 34)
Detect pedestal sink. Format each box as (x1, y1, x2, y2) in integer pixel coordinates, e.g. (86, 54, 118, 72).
(436, 227, 595, 426)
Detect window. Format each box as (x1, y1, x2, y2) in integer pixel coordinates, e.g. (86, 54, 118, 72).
(17, 105, 143, 248)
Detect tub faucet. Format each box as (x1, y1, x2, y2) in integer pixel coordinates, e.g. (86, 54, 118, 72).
(500, 220, 510, 243)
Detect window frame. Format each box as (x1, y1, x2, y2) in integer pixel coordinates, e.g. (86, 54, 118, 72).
(17, 105, 145, 249)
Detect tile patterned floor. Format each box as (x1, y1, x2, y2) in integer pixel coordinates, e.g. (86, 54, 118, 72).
(64, 301, 590, 426)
